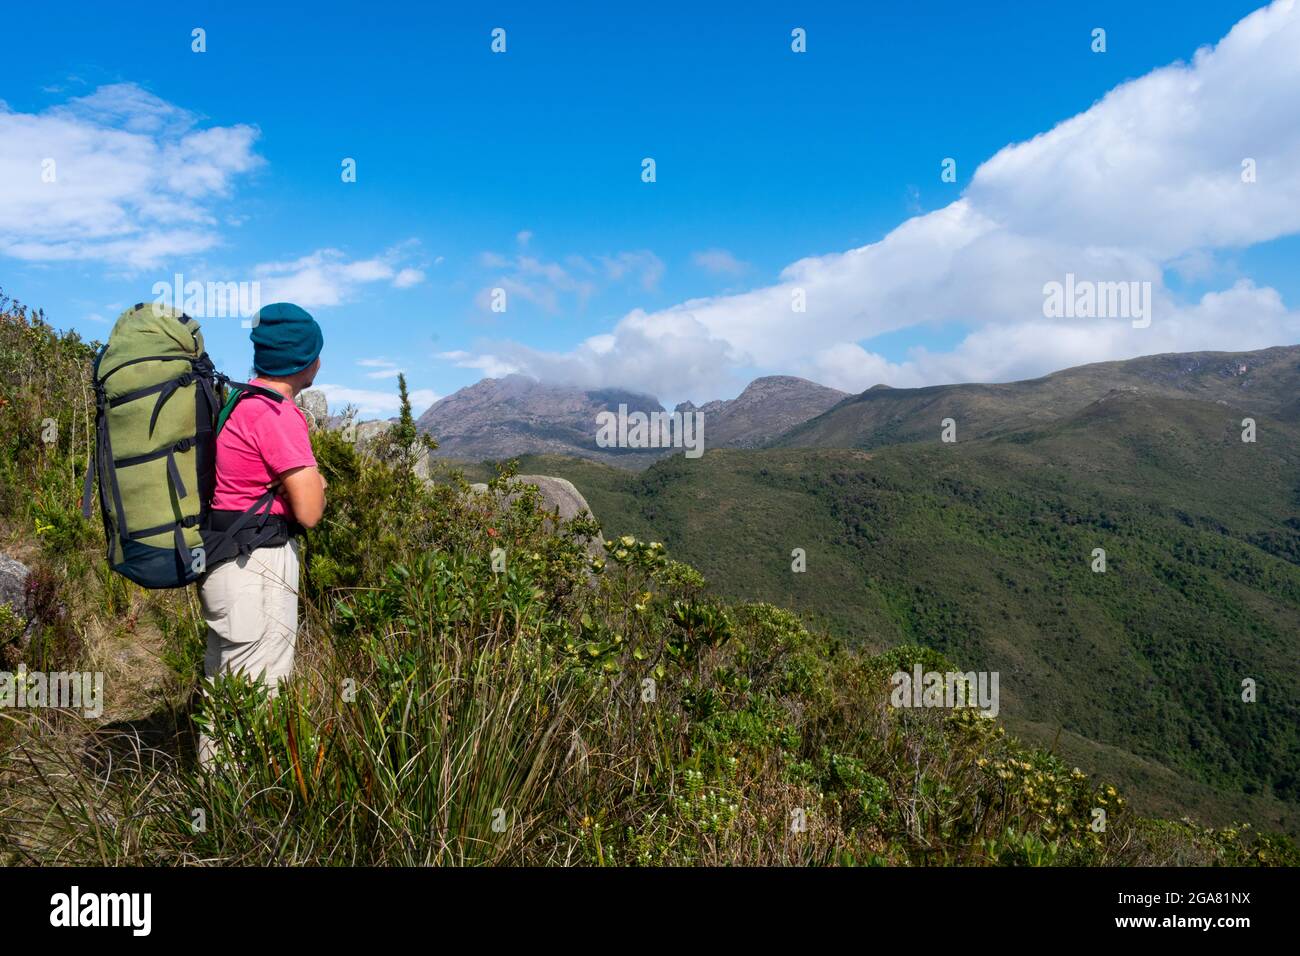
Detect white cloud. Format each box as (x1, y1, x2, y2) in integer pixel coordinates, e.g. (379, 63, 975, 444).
(393, 267, 424, 288)
(449, 0, 1300, 401)
(437, 349, 519, 378)
(692, 248, 749, 276)
(254, 246, 425, 307)
(0, 83, 263, 270)
(409, 389, 439, 412)
(315, 383, 441, 417)
(356, 357, 405, 379)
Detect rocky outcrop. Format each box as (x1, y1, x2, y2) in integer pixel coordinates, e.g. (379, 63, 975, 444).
(504, 475, 595, 524)
(354, 420, 393, 448)
(0, 554, 33, 666)
(0, 554, 30, 615)
(476, 475, 604, 555)
(296, 389, 329, 429)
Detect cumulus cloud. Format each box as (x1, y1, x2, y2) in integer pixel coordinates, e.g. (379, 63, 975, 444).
(254, 246, 426, 307)
(0, 83, 263, 269)
(450, 0, 1300, 401)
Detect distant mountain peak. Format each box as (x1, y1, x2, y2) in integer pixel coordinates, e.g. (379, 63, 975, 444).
(694, 376, 849, 449)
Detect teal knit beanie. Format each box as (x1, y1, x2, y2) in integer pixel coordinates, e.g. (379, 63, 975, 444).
(250, 302, 324, 376)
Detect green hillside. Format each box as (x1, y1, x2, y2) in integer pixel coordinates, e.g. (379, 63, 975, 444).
(467, 393, 1300, 834)
(776, 345, 1300, 450)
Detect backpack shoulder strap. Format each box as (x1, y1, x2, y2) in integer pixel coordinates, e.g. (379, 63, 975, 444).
(215, 380, 286, 435)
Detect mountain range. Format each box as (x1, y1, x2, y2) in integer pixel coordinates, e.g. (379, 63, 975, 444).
(776, 346, 1300, 450)
(416, 346, 1300, 465)
(416, 373, 847, 465)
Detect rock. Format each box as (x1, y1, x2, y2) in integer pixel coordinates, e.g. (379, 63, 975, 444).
(413, 446, 434, 481)
(469, 482, 489, 494)
(502, 475, 604, 555)
(296, 389, 329, 429)
(507, 475, 593, 522)
(354, 420, 393, 448)
(0, 554, 30, 616)
(0, 555, 32, 665)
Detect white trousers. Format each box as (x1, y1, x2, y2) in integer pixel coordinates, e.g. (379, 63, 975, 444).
(196, 539, 301, 765)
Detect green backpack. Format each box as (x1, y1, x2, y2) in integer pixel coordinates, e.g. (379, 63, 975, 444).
(81, 303, 287, 589)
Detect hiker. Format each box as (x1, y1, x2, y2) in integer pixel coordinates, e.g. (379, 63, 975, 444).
(197, 302, 327, 763)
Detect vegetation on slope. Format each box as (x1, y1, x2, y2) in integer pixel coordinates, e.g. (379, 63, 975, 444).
(0, 299, 1295, 865)
(463, 392, 1300, 835)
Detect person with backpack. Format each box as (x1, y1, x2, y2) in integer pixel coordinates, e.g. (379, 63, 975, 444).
(84, 300, 327, 766)
(196, 303, 327, 759)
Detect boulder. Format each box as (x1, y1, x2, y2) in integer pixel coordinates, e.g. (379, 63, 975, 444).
(413, 446, 434, 481)
(507, 475, 593, 522)
(354, 420, 393, 448)
(296, 389, 329, 429)
(502, 475, 604, 555)
(0, 555, 32, 665)
(0, 554, 30, 615)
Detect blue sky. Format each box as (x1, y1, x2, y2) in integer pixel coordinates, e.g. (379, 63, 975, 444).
(2, 0, 1298, 415)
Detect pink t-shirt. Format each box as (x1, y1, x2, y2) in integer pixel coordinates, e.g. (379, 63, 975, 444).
(211, 383, 317, 517)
